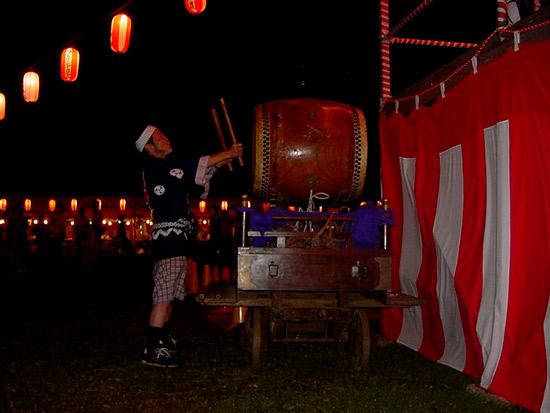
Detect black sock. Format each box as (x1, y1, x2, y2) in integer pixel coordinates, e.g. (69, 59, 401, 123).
(146, 326, 164, 351)
(162, 322, 172, 341)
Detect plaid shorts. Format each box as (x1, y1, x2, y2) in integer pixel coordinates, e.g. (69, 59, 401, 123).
(152, 256, 187, 305)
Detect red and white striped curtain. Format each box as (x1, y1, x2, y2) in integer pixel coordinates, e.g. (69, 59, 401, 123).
(379, 39, 550, 413)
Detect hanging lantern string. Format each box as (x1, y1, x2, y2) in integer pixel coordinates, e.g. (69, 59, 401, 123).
(0, 0, 138, 91)
(380, 19, 550, 113)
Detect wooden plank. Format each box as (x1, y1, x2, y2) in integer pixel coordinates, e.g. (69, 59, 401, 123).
(348, 292, 424, 308)
(238, 248, 392, 291)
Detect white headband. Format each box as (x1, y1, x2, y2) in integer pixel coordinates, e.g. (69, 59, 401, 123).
(135, 125, 157, 152)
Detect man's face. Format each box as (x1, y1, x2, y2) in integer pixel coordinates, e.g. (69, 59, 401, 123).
(151, 129, 173, 157)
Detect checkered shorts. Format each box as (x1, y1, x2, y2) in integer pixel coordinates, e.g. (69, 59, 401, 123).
(152, 256, 187, 305)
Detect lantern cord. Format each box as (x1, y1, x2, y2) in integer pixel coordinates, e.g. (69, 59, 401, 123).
(0, 0, 138, 90)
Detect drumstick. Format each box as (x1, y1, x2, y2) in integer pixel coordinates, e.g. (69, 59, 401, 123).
(210, 108, 233, 171)
(220, 97, 244, 166)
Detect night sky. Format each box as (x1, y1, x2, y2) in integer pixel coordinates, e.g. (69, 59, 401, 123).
(0, 1, 497, 201)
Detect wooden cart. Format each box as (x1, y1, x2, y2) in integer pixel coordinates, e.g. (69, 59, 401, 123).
(197, 211, 423, 370)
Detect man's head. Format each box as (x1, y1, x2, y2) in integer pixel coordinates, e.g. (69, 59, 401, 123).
(136, 125, 173, 158)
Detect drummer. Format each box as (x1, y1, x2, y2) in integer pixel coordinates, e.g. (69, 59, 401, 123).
(136, 125, 243, 367)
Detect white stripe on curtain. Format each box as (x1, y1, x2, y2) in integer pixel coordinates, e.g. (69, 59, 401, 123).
(434, 145, 466, 371)
(397, 156, 424, 351)
(479, 120, 511, 389)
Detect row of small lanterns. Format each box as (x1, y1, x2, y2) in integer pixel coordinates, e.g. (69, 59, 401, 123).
(0, 0, 207, 120)
(0, 198, 128, 213)
(0, 197, 231, 214)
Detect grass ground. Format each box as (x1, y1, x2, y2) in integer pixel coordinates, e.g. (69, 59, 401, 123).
(0, 255, 530, 412)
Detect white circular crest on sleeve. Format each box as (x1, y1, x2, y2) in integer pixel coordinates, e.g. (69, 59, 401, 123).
(170, 168, 184, 179)
(154, 185, 165, 196)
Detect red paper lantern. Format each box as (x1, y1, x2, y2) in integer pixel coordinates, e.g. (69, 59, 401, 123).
(71, 199, 78, 211)
(24, 199, 32, 211)
(0, 93, 5, 120)
(221, 200, 228, 211)
(110, 13, 132, 53)
(0, 199, 6, 211)
(185, 0, 206, 15)
(60, 47, 80, 82)
(23, 71, 39, 102)
(49, 199, 56, 212)
(119, 198, 126, 211)
(199, 200, 206, 213)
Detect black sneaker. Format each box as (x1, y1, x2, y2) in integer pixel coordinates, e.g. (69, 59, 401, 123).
(160, 335, 182, 352)
(141, 347, 180, 368)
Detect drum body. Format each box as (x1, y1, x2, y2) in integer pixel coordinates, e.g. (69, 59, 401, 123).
(252, 98, 368, 205)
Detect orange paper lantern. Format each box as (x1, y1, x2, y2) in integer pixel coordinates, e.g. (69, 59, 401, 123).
(49, 199, 56, 212)
(71, 199, 78, 211)
(24, 199, 32, 211)
(199, 200, 206, 213)
(221, 200, 228, 211)
(185, 0, 206, 15)
(110, 13, 132, 53)
(119, 198, 126, 211)
(23, 71, 39, 102)
(0, 199, 6, 211)
(60, 47, 80, 82)
(0, 93, 5, 120)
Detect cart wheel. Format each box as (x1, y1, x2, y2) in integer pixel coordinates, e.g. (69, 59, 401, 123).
(349, 309, 371, 372)
(239, 307, 266, 367)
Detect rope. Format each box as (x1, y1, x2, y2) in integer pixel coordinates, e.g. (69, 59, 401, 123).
(389, 37, 478, 49)
(384, 0, 436, 40)
(381, 19, 550, 113)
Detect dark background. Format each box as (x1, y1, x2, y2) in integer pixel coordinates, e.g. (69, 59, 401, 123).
(0, 1, 498, 201)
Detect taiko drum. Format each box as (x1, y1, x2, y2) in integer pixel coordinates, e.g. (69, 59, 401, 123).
(252, 98, 368, 205)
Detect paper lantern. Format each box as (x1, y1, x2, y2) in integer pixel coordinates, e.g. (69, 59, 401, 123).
(0, 93, 5, 120)
(23, 71, 39, 102)
(185, 0, 206, 15)
(221, 200, 228, 211)
(110, 13, 132, 53)
(96, 199, 102, 210)
(49, 199, 56, 212)
(24, 199, 32, 211)
(60, 47, 80, 82)
(71, 199, 78, 211)
(119, 198, 126, 211)
(199, 200, 206, 213)
(0, 199, 6, 211)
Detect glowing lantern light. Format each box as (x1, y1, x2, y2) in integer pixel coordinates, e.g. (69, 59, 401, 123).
(24, 199, 32, 211)
(119, 198, 126, 211)
(221, 200, 228, 211)
(71, 199, 78, 211)
(96, 199, 102, 211)
(289, 206, 296, 211)
(0, 93, 5, 120)
(199, 200, 206, 213)
(110, 13, 132, 53)
(185, 0, 206, 15)
(60, 47, 80, 82)
(49, 199, 56, 212)
(23, 71, 40, 102)
(0, 199, 6, 211)
(262, 203, 270, 212)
